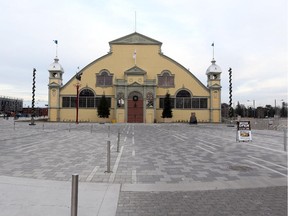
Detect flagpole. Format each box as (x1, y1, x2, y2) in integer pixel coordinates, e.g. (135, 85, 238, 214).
(134, 11, 137, 32)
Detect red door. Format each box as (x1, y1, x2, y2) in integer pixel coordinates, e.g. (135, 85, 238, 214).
(128, 99, 143, 123)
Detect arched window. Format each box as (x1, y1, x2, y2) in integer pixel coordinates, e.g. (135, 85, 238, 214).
(146, 92, 154, 108)
(79, 89, 94, 97)
(96, 70, 113, 86)
(79, 89, 95, 108)
(176, 90, 191, 108)
(158, 70, 174, 87)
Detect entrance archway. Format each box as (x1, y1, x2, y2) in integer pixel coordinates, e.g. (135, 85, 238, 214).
(127, 91, 143, 123)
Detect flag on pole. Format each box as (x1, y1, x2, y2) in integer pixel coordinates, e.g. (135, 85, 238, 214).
(53, 40, 58, 45)
(133, 49, 136, 65)
(133, 49, 136, 59)
(211, 42, 214, 47)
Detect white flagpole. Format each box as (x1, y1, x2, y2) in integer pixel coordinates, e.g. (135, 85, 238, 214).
(135, 11, 137, 32)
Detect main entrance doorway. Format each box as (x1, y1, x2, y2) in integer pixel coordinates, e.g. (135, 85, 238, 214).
(127, 91, 143, 123)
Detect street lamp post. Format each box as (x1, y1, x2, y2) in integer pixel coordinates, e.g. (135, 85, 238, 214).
(75, 83, 80, 124)
(74, 71, 82, 124)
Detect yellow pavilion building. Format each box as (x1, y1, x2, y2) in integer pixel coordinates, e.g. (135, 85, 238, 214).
(48, 32, 222, 123)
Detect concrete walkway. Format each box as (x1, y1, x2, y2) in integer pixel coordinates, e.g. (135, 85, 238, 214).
(0, 176, 120, 216)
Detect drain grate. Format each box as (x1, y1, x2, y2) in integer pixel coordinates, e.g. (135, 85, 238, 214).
(229, 165, 253, 172)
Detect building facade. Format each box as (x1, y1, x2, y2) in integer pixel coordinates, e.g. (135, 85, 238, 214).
(48, 32, 222, 123)
(0, 96, 23, 116)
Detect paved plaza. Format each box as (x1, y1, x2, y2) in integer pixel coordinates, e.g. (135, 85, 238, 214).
(0, 118, 287, 215)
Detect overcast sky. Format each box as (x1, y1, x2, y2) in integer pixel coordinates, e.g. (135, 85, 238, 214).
(0, 0, 287, 108)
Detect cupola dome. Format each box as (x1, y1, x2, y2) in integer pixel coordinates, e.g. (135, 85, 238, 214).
(48, 57, 64, 72)
(206, 59, 222, 75)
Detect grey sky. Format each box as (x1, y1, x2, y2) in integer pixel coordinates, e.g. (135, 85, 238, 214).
(0, 0, 287, 107)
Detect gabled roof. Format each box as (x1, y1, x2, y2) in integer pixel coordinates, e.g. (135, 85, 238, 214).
(109, 32, 162, 46)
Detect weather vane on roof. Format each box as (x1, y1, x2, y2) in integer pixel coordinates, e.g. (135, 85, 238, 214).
(53, 40, 58, 57)
(211, 42, 215, 59)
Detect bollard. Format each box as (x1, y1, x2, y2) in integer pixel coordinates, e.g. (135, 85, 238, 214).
(117, 129, 120, 153)
(69, 123, 71, 132)
(71, 174, 79, 216)
(108, 125, 110, 138)
(105, 140, 111, 173)
(284, 130, 287, 152)
(42, 124, 44, 131)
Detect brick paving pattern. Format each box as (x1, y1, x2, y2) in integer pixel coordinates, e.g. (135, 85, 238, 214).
(0, 118, 287, 215)
(116, 187, 287, 216)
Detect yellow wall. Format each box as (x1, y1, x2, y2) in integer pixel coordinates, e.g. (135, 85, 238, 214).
(156, 109, 210, 123)
(116, 109, 125, 123)
(48, 33, 221, 123)
(60, 108, 115, 122)
(146, 109, 154, 123)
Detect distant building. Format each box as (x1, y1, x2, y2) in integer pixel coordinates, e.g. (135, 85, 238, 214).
(0, 96, 23, 115)
(22, 107, 48, 117)
(48, 32, 222, 123)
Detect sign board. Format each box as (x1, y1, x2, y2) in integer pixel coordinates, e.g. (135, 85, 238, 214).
(237, 121, 252, 141)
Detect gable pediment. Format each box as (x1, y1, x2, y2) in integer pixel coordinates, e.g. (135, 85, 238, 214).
(109, 32, 162, 45)
(48, 82, 60, 87)
(210, 83, 222, 89)
(125, 66, 146, 75)
(129, 81, 142, 86)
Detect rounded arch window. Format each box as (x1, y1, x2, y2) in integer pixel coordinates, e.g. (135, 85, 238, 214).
(96, 70, 113, 86)
(79, 89, 95, 108)
(79, 89, 95, 97)
(100, 71, 108, 76)
(162, 71, 170, 76)
(176, 90, 191, 97)
(176, 90, 191, 108)
(158, 70, 174, 87)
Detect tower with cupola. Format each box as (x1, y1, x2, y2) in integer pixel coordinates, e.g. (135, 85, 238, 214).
(48, 57, 64, 121)
(206, 58, 222, 122)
